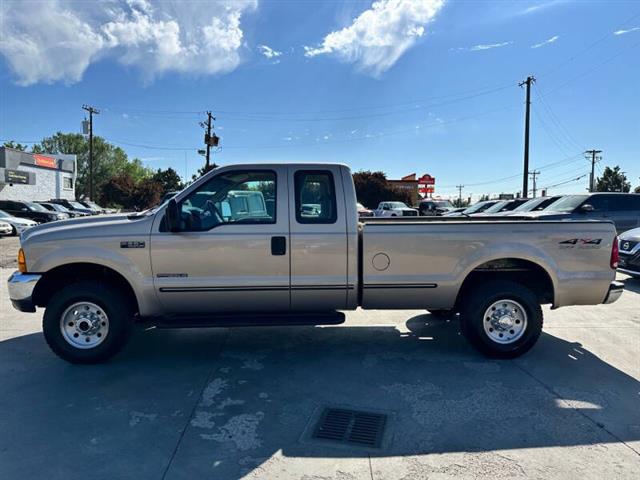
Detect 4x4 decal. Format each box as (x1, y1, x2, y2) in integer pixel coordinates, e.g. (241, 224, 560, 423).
(559, 238, 602, 249)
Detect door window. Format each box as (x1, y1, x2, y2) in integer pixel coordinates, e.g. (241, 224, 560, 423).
(294, 171, 337, 224)
(585, 196, 608, 211)
(177, 171, 276, 231)
(608, 194, 640, 211)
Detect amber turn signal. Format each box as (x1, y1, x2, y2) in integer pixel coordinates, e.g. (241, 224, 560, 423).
(18, 248, 27, 273)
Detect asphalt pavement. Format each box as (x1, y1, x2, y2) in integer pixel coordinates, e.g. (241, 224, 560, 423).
(0, 263, 638, 479)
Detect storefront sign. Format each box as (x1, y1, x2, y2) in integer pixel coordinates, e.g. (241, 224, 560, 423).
(34, 154, 57, 169)
(4, 169, 29, 184)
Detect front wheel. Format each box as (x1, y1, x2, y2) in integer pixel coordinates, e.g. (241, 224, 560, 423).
(43, 281, 134, 364)
(460, 280, 543, 359)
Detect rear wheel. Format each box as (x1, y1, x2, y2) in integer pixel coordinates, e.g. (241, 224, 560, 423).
(43, 281, 134, 364)
(460, 280, 542, 358)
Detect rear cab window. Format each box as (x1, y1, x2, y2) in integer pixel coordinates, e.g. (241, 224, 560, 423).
(294, 170, 337, 224)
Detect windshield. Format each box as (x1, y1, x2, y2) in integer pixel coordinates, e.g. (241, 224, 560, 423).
(388, 202, 407, 208)
(463, 200, 495, 214)
(482, 201, 508, 214)
(513, 197, 546, 212)
(544, 195, 588, 212)
(27, 202, 48, 212)
(69, 201, 87, 209)
(51, 204, 70, 212)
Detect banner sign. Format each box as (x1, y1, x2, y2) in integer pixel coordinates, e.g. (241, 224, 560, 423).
(418, 174, 435, 185)
(4, 169, 29, 184)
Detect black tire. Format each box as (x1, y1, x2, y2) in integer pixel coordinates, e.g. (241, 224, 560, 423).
(460, 280, 542, 359)
(427, 309, 454, 318)
(11, 225, 17, 236)
(43, 281, 134, 364)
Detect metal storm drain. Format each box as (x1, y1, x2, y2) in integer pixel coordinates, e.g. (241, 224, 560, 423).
(312, 407, 387, 448)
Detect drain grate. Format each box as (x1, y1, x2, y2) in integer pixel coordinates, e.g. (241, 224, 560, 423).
(312, 408, 387, 448)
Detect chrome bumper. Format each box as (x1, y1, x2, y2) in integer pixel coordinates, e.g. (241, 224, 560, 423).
(7, 272, 42, 312)
(603, 281, 624, 304)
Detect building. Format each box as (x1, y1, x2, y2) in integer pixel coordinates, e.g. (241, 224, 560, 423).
(0, 147, 77, 201)
(388, 173, 420, 205)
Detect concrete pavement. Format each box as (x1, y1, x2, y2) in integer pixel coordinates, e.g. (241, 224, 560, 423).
(0, 267, 638, 479)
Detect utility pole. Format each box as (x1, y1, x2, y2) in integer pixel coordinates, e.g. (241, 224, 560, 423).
(456, 184, 464, 206)
(585, 149, 602, 192)
(519, 75, 535, 199)
(199, 111, 219, 170)
(82, 104, 100, 200)
(529, 170, 540, 197)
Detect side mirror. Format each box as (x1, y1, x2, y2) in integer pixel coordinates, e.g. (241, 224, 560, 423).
(165, 198, 180, 232)
(579, 204, 595, 213)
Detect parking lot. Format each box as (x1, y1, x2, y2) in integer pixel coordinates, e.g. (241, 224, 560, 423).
(0, 235, 638, 479)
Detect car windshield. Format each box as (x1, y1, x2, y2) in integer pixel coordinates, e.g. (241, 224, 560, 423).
(463, 201, 494, 214)
(513, 197, 546, 212)
(388, 202, 407, 208)
(69, 201, 87, 209)
(482, 201, 509, 214)
(434, 200, 454, 208)
(27, 202, 48, 212)
(51, 204, 70, 212)
(544, 195, 588, 212)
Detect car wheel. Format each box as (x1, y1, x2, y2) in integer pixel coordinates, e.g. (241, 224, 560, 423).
(43, 281, 134, 364)
(460, 280, 542, 359)
(11, 225, 18, 236)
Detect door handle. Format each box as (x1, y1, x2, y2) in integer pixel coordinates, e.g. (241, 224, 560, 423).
(271, 236, 286, 255)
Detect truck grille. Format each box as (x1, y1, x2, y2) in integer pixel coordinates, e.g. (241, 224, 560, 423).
(402, 210, 418, 217)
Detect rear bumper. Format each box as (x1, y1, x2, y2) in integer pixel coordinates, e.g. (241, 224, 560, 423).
(603, 281, 624, 304)
(7, 272, 42, 312)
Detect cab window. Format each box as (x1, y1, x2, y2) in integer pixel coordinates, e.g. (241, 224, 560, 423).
(178, 170, 276, 231)
(294, 170, 337, 224)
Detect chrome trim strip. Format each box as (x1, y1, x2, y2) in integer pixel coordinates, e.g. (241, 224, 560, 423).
(364, 283, 438, 289)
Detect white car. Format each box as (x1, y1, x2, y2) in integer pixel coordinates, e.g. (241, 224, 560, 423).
(0, 209, 38, 235)
(0, 220, 12, 236)
(374, 201, 419, 217)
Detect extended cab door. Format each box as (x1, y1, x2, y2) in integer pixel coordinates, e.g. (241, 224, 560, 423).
(288, 166, 349, 310)
(150, 167, 290, 314)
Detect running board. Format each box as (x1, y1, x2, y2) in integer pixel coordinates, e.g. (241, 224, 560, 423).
(152, 311, 345, 329)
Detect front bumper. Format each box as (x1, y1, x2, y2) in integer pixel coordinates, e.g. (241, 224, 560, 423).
(603, 281, 624, 304)
(7, 272, 42, 312)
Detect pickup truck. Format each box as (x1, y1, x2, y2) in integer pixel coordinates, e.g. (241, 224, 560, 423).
(8, 163, 623, 364)
(374, 201, 419, 217)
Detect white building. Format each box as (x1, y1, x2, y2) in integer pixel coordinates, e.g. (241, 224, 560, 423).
(0, 147, 77, 201)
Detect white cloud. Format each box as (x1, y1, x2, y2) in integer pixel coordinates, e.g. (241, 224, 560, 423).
(531, 35, 559, 49)
(257, 44, 282, 59)
(613, 26, 640, 36)
(0, 0, 257, 85)
(304, 0, 445, 76)
(469, 41, 513, 51)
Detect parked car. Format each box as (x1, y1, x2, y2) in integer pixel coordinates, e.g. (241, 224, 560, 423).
(49, 199, 95, 215)
(0, 209, 37, 235)
(9, 162, 622, 364)
(471, 198, 529, 216)
(617, 227, 640, 278)
(524, 192, 640, 234)
(443, 200, 501, 217)
(497, 196, 563, 216)
(0, 200, 67, 223)
(79, 200, 107, 214)
(418, 199, 455, 216)
(357, 202, 374, 218)
(36, 201, 87, 218)
(0, 220, 12, 236)
(374, 201, 418, 217)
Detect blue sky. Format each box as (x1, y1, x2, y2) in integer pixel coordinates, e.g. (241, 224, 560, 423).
(0, 0, 639, 199)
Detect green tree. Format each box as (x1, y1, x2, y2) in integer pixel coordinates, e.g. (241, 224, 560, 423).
(635, 185, 640, 194)
(478, 194, 490, 202)
(596, 166, 630, 192)
(352, 171, 413, 209)
(2, 141, 28, 151)
(153, 167, 183, 194)
(453, 197, 470, 208)
(190, 162, 219, 182)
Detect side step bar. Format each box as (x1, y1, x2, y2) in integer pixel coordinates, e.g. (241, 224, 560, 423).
(152, 311, 345, 329)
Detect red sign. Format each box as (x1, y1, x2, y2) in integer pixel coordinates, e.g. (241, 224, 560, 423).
(419, 186, 435, 194)
(34, 154, 57, 169)
(418, 174, 435, 185)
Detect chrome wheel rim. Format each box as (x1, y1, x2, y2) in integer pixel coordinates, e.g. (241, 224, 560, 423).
(483, 299, 527, 344)
(60, 302, 109, 349)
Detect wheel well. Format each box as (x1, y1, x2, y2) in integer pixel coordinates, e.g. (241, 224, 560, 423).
(32, 263, 139, 313)
(456, 258, 554, 308)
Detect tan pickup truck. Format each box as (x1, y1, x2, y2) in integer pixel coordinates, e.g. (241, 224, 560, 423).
(8, 163, 623, 363)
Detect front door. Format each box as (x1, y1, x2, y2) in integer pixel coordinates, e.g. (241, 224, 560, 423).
(150, 167, 290, 314)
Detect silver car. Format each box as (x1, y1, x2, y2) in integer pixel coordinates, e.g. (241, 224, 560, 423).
(0, 209, 38, 235)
